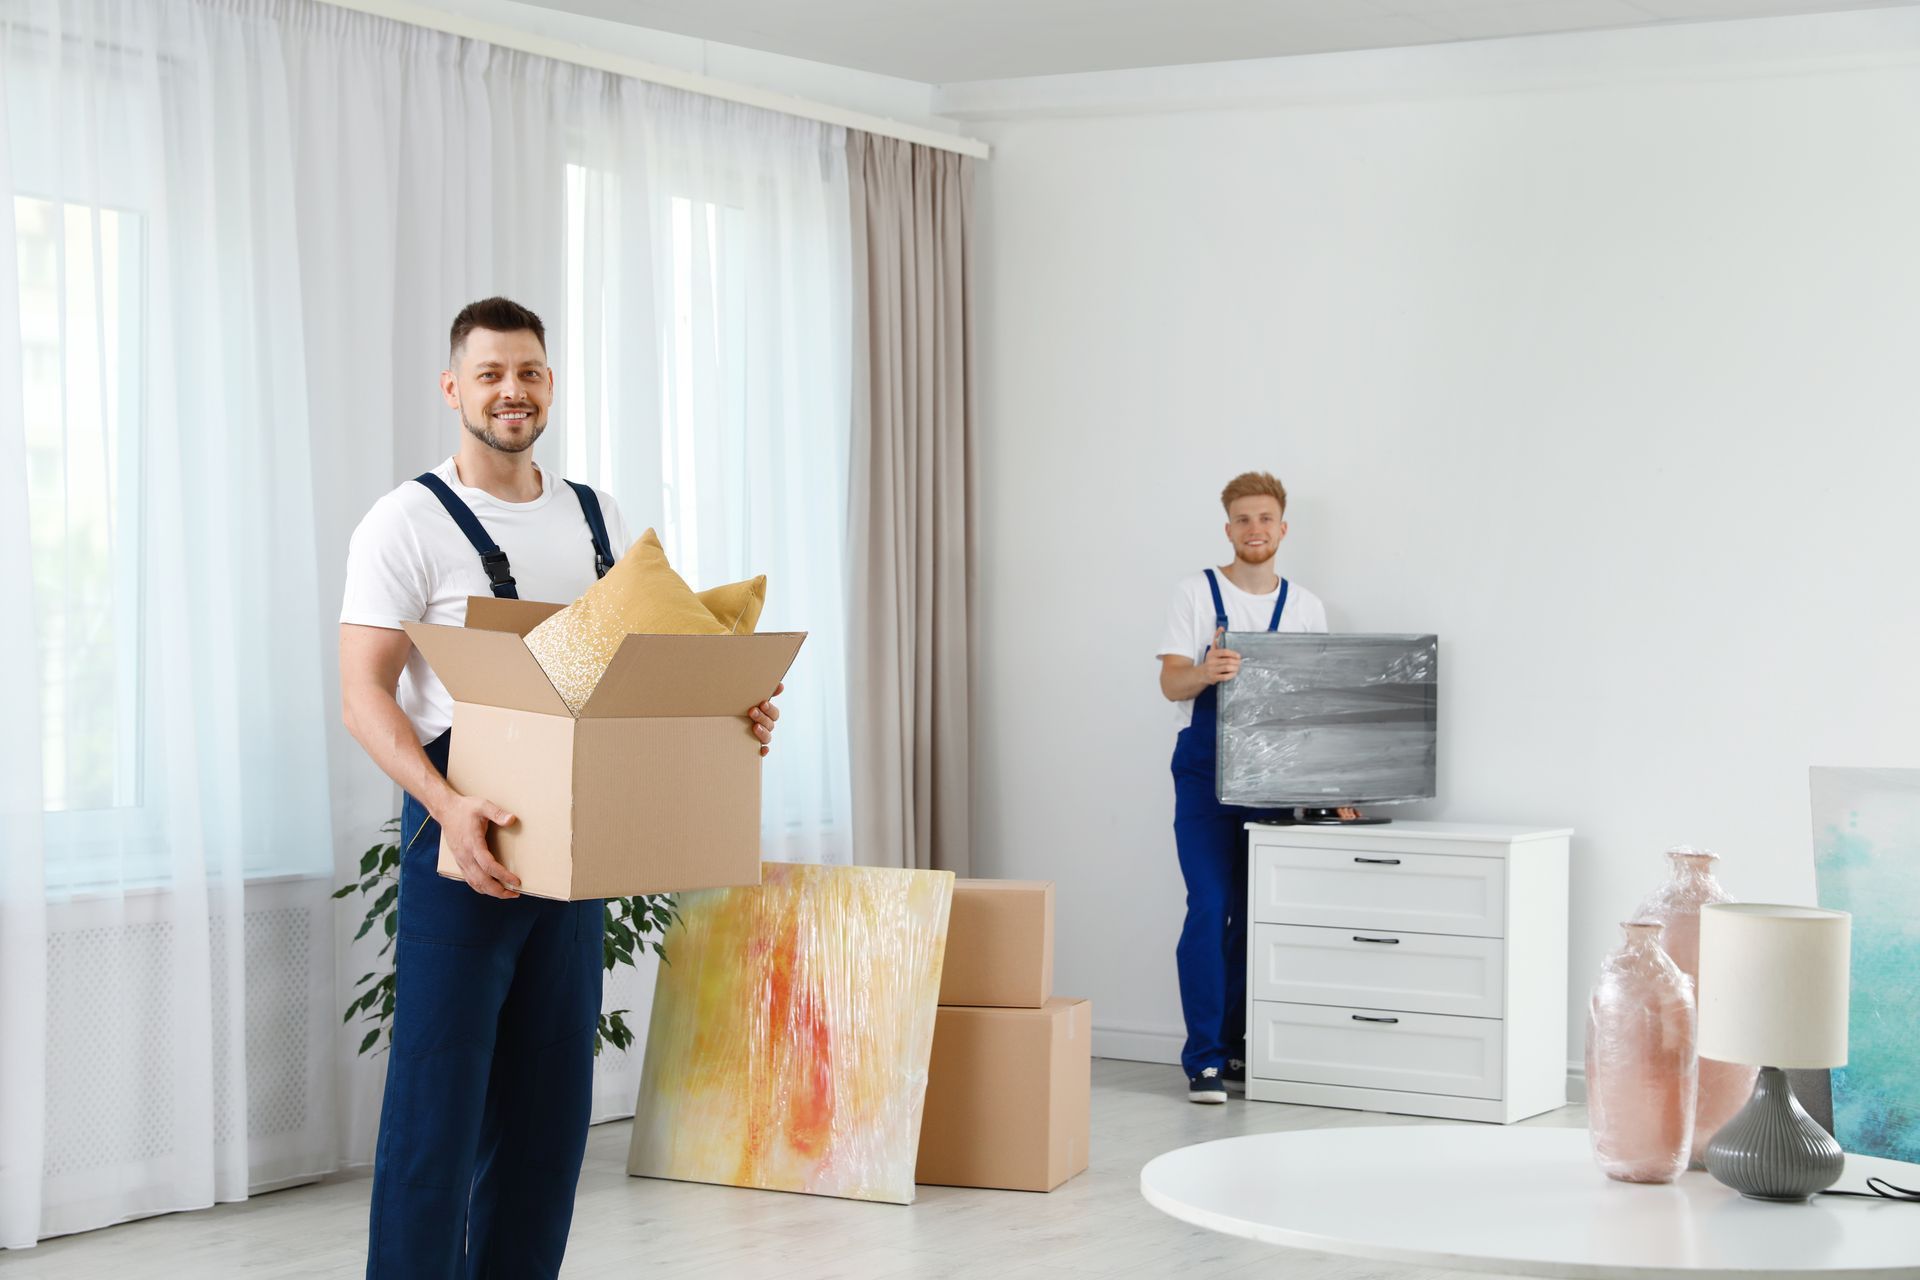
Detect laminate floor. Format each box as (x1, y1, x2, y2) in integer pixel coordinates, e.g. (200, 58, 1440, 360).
(0, 1058, 1586, 1279)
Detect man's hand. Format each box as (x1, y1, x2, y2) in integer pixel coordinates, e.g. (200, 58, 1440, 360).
(433, 792, 523, 899)
(749, 682, 784, 757)
(1199, 628, 1241, 685)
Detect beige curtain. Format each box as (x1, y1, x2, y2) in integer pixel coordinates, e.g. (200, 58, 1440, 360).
(846, 132, 976, 874)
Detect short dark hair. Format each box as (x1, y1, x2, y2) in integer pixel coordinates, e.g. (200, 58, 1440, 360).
(449, 296, 546, 364)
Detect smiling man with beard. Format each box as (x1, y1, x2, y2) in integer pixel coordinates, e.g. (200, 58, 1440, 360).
(1155, 471, 1337, 1105)
(338, 297, 779, 1277)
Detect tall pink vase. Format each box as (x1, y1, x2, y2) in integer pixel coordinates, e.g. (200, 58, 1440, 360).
(1633, 846, 1757, 1167)
(1586, 921, 1697, 1184)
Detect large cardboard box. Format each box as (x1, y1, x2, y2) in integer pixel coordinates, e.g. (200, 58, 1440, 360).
(937, 880, 1054, 1008)
(403, 596, 803, 901)
(915, 997, 1091, 1192)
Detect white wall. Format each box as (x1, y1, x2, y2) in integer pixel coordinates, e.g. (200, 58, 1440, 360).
(963, 11, 1920, 1072)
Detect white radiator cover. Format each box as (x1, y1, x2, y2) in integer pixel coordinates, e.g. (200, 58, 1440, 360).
(41, 876, 337, 1205)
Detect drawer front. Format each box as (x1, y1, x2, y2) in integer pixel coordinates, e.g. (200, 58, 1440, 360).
(1250, 1000, 1505, 1100)
(1252, 844, 1506, 937)
(1251, 924, 1505, 1019)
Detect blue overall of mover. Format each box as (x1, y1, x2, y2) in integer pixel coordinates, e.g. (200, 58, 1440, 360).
(1170, 568, 1288, 1080)
(365, 474, 614, 1279)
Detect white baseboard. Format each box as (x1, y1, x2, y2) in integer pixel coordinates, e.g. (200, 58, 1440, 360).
(1565, 1063, 1587, 1105)
(1092, 1021, 1183, 1066)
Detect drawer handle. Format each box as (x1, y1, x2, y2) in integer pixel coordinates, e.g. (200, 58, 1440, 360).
(1351, 1014, 1400, 1025)
(1352, 935, 1401, 945)
(1353, 857, 1401, 865)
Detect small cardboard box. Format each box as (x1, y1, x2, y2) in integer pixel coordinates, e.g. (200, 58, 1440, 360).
(403, 596, 804, 901)
(937, 880, 1054, 1008)
(915, 997, 1091, 1192)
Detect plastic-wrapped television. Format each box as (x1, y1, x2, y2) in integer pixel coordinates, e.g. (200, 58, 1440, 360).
(1215, 633, 1438, 807)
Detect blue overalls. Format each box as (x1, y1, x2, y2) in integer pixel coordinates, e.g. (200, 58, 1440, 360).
(365, 473, 616, 1280)
(1169, 568, 1288, 1078)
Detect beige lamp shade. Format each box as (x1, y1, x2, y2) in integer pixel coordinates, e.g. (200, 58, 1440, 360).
(1696, 903, 1850, 1069)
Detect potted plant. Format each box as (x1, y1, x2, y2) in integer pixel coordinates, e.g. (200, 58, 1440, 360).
(337, 818, 677, 1056)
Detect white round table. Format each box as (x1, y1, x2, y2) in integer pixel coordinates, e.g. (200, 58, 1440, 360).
(1140, 1126, 1920, 1279)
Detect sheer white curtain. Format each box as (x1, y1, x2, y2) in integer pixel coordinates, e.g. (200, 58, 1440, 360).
(284, 4, 853, 1141)
(0, 0, 336, 1248)
(564, 90, 854, 869)
(4, 0, 856, 1242)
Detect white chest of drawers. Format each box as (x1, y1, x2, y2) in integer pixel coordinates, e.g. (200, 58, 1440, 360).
(1244, 821, 1571, 1123)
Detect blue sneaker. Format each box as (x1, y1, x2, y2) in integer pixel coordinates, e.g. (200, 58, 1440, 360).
(1188, 1067, 1227, 1104)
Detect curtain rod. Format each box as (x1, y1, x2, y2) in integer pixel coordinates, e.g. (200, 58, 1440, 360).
(320, 0, 991, 160)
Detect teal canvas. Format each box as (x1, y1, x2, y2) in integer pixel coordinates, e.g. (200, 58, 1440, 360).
(1809, 766, 1920, 1163)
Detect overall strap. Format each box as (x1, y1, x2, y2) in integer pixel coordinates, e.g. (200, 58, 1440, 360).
(412, 472, 518, 598)
(1203, 569, 1230, 640)
(564, 480, 614, 579)
(1268, 579, 1290, 631)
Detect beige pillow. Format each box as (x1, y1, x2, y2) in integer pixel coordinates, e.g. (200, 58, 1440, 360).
(634, 529, 767, 635)
(696, 576, 766, 635)
(524, 529, 727, 713)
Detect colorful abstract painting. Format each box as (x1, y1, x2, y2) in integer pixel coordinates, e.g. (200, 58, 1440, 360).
(1810, 767, 1920, 1162)
(627, 862, 954, 1204)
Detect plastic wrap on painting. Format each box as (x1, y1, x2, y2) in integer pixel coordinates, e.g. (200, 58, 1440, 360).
(1216, 633, 1438, 806)
(627, 862, 954, 1204)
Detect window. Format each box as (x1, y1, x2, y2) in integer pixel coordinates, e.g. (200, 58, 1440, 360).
(17, 194, 151, 888)
(561, 155, 852, 861)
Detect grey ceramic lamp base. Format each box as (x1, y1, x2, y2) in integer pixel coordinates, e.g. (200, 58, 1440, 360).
(1703, 1066, 1844, 1202)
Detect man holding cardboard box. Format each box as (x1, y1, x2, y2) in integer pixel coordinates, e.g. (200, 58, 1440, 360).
(1156, 471, 1340, 1104)
(339, 297, 780, 1278)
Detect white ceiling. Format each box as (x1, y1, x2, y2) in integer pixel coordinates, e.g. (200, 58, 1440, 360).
(520, 0, 1914, 83)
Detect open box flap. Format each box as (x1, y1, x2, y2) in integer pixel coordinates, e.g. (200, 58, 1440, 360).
(577, 632, 807, 719)
(402, 621, 571, 717)
(463, 595, 565, 637)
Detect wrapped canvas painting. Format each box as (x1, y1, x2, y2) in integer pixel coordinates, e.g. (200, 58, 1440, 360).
(628, 862, 954, 1204)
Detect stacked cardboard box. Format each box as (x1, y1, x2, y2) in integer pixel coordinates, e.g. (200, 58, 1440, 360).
(915, 881, 1091, 1193)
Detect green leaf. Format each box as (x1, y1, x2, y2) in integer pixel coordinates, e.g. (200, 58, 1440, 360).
(359, 1028, 381, 1055)
(372, 884, 398, 915)
(332, 884, 358, 899)
(385, 913, 397, 939)
(354, 916, 376, 942)
(360, 848, 379, 875)
(355, 971, 376, 986)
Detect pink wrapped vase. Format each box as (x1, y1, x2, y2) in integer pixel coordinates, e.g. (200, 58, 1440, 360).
(1633, 846, 1757, 1167)
(1586, 921, 1697, 1184)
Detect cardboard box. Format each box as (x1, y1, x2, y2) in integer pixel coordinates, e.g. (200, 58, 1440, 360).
(915, 997, 1090, 1192)
(937, 880, 1054, 1008)
(403, 596, 803, 901)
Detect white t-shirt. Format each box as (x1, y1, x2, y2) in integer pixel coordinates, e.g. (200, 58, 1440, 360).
(1156, 568, 1329, 730)
(339, 456, 633, 743)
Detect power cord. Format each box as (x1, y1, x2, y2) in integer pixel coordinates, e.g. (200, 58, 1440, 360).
(1820, 1177, 1920, 1202)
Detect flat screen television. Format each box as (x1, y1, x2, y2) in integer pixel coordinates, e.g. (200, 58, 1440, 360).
(1214, 633, 1438, 814)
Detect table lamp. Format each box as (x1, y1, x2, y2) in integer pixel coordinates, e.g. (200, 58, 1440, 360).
(1696, 902, 1851, 1201)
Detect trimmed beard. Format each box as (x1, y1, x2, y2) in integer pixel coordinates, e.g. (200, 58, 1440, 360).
(460, 402, 546, 454)
(1236, 540, 1278, 567)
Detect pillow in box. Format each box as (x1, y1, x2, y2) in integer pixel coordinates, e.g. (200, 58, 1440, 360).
(634, 528, 767, 637)
(524, 527, 748, 714)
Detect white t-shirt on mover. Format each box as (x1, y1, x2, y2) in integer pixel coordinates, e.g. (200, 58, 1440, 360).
(339, 456, 632, 744)
(1156, 568, 1329, 731)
